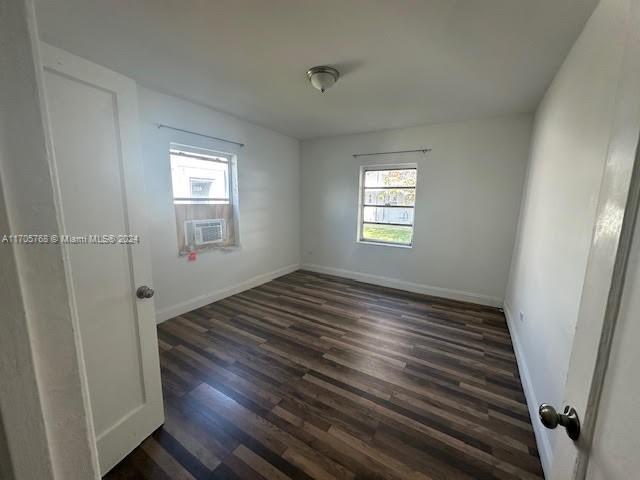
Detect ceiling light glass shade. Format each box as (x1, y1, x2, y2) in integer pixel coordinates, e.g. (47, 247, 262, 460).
(307, 66, 340, 93)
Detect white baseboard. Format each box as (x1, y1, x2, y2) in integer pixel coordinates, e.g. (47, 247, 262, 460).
(155, 263, 300, 323)
(503, 300, 552, 478)
(300, 263, 503, 307)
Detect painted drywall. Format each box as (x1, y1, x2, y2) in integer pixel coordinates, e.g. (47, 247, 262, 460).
(138, 88, 301, 322)
(0, 411, 13, 480)
(300, 114, 532, 305)
(504, 0, 631, 473)
(34, 0, 598, 139)
(0, 1, 100, 478)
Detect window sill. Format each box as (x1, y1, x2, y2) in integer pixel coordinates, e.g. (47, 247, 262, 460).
(357, 239, 413, 249)
(179, 244, 241, 256)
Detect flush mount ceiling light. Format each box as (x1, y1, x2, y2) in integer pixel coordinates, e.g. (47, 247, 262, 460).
(307, 66, 340, 93)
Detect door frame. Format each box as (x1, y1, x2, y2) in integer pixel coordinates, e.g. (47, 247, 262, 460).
(552, 1, 640, 477)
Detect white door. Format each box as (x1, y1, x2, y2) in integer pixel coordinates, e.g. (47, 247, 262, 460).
(40, 43, 164, 474)
(584, 190, 640, 478)
(544, 2, 640, 478)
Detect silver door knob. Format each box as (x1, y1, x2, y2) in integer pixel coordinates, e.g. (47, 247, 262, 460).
(539, 404, 580, 440)
(136, 286, 154, 299)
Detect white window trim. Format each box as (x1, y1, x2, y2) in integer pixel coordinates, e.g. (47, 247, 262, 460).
(356, 163, 417, 248)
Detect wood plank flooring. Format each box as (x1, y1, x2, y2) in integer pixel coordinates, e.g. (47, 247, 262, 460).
(105, 270, 543, 480)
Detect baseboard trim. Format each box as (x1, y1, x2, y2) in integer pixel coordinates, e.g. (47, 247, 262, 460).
(155, 263, 300, 323)
(503, 300, 552, 478)
(300, 263, 503, 307)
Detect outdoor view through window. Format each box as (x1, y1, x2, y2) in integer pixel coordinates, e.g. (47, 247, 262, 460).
(170, 147, 230, 204)
(360, 166, 416, 246)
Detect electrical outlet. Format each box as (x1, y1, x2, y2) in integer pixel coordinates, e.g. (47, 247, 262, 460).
(519, 311, 525, 323)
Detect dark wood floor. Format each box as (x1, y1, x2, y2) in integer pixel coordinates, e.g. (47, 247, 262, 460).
(105, 270, 543, 480)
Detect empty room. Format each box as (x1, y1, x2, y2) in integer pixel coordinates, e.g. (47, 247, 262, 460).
(2, 0, 640, 479)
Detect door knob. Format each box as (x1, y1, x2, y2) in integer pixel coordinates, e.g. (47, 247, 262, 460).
(539, 404, 580, 440)
(136, 286, 154, 299)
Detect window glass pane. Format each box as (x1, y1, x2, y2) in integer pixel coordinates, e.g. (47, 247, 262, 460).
(362, 224, 413, 245)
(364, 169, 416, 188)
(363, 188, 415, 206)
(190, 178, 214, 198)
(363, 206, 414, 225)
(170, 151, 229, 203)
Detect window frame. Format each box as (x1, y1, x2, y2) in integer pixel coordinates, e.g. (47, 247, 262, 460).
(167, 139, 241, 253)
(357, 163, 417, 248)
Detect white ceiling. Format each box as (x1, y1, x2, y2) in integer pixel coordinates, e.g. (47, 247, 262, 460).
(35, 0, 598, 140)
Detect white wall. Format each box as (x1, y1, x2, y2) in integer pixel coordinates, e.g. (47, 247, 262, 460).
(301, 114, 532, 306)
(138, 88, 301, 321)
(0, 412, 13, 480)
(504, 0, 632, 473)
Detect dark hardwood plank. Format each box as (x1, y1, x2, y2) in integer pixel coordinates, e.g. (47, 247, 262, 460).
(104, 270, 543, 480)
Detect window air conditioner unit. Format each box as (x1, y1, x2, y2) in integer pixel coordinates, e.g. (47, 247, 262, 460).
(185, 219, 226, 246)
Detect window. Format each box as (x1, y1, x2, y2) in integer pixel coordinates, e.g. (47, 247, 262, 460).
(170, 147, 230, 204)
(169, 143, 239, 253)
(358, 165, 417, 246)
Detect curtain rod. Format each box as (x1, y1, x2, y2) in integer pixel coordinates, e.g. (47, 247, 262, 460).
(156, 123, 245, 147)
(352, 148, 431, 158)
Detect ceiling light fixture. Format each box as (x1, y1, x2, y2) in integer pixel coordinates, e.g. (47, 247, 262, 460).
(307, 66, 340, 93)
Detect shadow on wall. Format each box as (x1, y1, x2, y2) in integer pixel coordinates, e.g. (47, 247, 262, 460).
(0, 410, 14, 480)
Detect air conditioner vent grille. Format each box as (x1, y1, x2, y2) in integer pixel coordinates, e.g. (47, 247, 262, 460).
(185, 219, 226, 246)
